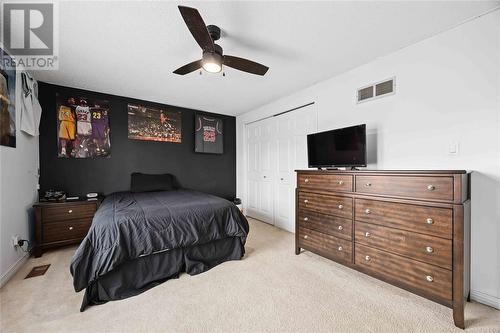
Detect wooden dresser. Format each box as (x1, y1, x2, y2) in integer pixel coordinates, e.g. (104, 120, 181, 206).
(295, 170, 470, 329)
(33, 200, 98, 257)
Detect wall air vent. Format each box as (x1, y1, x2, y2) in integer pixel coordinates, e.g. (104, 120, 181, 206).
(357, 77, 395, 103)
(357, 86, 373, 102)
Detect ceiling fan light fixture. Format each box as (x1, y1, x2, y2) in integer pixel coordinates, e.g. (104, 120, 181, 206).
(202, 52, 222, 73)
(202, 61, 222, 73)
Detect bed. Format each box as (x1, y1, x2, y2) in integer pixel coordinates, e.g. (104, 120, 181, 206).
(70, 187, 249, 311)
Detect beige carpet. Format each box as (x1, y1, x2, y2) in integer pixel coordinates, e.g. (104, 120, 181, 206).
(1, 218, 499, 333)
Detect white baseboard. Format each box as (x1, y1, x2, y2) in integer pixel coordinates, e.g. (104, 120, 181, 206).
(470, 290, 500, 310)
(0, 252, 29, 288)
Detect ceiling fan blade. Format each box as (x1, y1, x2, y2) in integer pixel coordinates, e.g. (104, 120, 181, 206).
(223, 55, 269, 76)
(178, 6, 215, 52)
(173, 59, 203, 75)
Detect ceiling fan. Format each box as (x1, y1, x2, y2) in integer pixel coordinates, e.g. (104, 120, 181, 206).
(173, 6, 269, 76)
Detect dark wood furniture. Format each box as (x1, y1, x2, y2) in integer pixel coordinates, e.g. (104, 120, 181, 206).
(33, 200, 98, 257)
(295, 170, 470, 329)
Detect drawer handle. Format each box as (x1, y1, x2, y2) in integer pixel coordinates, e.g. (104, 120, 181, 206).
(365, 209, 371, 214)
(337, 246, 343, 251)
(365, 232, 371, 237)
(365, 255, 371, 261)
(365, 182, 371, 187)
(338, 204, 343, 210)
(337, 225, 343, 231)
(303, 217, 309, 222)
(427, 184, 435, 191)
(68, 209, 73, 214)
(426, 275, 434, 282)
(304, 178, 309, 183)
(280, 178, 284, 181)
(304, 199, 309, 203)
(304, 235, 308, 239)
(263, 175, 267, 179)
(68, 226, 74, 230)
(338, 180, 344, 185)
(426, 218, 434, 225)
(426, 246, 434, 253)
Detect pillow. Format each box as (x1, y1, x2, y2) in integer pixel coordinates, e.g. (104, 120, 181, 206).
(130, 173, 176, 193)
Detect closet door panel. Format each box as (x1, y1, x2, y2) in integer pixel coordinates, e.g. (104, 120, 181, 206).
(294, 136, 308, 170)
(277, 138, 292, 184)
(275, 183, 294, 232)
(260, 180, 274, 222)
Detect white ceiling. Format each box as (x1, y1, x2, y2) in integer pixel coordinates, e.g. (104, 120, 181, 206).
(34, 1, 500, 116)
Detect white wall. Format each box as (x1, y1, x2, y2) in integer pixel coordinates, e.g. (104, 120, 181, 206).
(237, 10, 500, 308)
(0, 70, 40, 286)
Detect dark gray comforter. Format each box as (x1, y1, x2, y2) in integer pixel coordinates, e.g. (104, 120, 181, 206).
(70, 190, 249, 292)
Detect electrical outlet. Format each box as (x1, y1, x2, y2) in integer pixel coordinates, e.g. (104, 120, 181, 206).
(12, 235, 20, 247)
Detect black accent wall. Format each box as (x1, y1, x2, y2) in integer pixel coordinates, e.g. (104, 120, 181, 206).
(38, 82, 236, 200)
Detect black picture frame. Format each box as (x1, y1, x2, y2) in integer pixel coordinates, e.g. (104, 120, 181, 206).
(194, 113, 223, 154)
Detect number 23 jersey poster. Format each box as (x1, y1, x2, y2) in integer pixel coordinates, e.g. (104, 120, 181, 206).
(195, 114, 223, 154)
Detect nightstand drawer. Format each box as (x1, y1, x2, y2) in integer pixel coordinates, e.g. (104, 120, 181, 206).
(42, 204, 96, 222)
(43, 218, 92, 243)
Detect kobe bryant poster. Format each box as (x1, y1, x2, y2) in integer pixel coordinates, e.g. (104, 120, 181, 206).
(194, 114, 223, 154)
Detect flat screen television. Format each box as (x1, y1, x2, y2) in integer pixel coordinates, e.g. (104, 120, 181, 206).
(307, 124, 366, 168)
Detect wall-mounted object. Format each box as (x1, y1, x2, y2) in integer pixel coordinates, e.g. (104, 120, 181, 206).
(0, 47, 16, 148)
(357, 77, 395, 103)
(56, 92, 111, 158)
(128, 103, 182, 143)
(195, 114, 223, 154)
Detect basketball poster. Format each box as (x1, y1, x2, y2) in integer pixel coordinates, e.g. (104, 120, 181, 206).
(194, 114, 223, 154)
(0, 48, 16, 148)
(127, 104, 182, 143)
(56, 93, 111, 158)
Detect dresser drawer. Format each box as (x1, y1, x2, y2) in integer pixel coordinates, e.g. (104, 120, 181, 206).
(42, 204, 96, 222)
(298, 210, 352, 240)
(355, 199, 452, 239)
(299, 226, 352, 263)
(43, 218, 92, 243)
(355, 175, 454, 202)
(355, 221, 452, 270)
(298, 192, 352, 219)
(298, 174, 353, 192)
(355, 244, 452, 301)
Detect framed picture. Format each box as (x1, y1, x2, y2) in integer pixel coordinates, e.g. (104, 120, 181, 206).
(56, 93, 111, 158)
(0, 48, 16, 148)
(195, 114, 223, 154)
(128, 103, 182, 143)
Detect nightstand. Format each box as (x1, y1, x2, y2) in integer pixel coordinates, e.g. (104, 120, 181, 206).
(33, 200, 99, 257)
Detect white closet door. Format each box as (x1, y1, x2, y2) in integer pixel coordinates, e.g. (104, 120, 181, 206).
(259, 139, 274, 222)
(245, 104, 316, 231)
(246, 123, 261, 220)
(274, 113, 296, 232)
(245, 118, 275, 224)
(275, 137, 292, 230)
